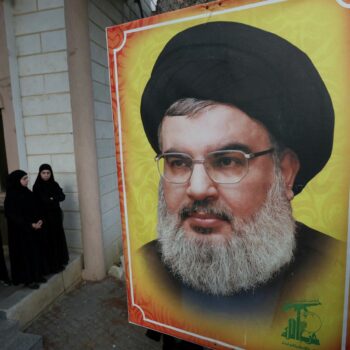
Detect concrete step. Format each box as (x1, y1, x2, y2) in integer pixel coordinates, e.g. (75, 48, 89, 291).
(0, 318, 19, 343)
(0, 319, 42, 350)
(0, 253, 82, 329)
(2, 331, 42, 350)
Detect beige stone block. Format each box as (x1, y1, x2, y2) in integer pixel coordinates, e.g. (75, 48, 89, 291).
(91, 61, 106, 84)
(88, 2, 113, 29)
(26, 134, 74, 155)
(18, 52, 67, 76)
(95, 120, 114, 139)
(98, 156, 117, 177)
(16, 34, 41, 56)
(20, 75, 44, 96)
(51, 153, 76, 172)
(41, 30, 67, 52)
(101, 190, 118, 214)
(38, 0, 64, 10)
(27, 155, 51, 173)
(55, 173, 78, 193)
(96, 139, 116, 158)
(89, 22, 106, 51)
(14, 8, 65, 35)
(44, 72, 69, 93)
(94, 101, 112, 121)
(101, 207, 118, 232)
(13, 0, 37, 14)
(93, 81, 110, 103)
(63, 211, 81, 230)
(24, 115, 48, 135)
(90, 41, 108, 67)
(47, 113, 73, 133)
(99, 173, 118, 195)
(60, 193, 79, 211)
(65, 229, 83, 251)
(22, 93, 71, 116)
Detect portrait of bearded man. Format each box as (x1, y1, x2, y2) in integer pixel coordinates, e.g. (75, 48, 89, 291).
(104, 16, 350, 349)
(136, 21, 345, 315)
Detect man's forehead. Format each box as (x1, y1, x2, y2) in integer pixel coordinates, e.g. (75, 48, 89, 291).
(160, 104, 271, 154)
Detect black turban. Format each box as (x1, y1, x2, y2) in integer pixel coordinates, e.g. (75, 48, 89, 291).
(140, 21, 334, 194)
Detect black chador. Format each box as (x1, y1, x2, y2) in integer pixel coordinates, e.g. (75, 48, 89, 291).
(33, 164, 69, 273)
(0, 227, 10, 284)
(4, 170, 46, 288)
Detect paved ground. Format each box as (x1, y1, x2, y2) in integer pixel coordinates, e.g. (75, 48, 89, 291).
(25, 277, 162, 350)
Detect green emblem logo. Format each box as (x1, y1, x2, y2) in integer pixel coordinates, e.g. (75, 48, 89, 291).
(281, 300, 322, 348)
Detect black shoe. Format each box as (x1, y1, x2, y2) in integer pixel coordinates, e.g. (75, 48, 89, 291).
(0, 279, 11, 286)
(37, 277, 47, 283)
(26, 283, 40, 289)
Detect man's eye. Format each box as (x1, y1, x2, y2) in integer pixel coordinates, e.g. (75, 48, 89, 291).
(214, 156, 244, 168)
(166, 157, 190, 168)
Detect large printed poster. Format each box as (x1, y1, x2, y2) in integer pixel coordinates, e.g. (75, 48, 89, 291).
(106, 0, 350, 349)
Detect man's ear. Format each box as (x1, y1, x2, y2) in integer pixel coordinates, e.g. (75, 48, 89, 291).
(279, 149, 300, 201)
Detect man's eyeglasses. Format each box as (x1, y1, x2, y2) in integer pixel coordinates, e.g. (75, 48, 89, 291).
(155, 148, 274, 184)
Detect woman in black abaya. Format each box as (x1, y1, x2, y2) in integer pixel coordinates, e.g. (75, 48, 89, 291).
(33, 164, 69, 273)
(0, 227, 10, 285)
(4, 170, 46, 289)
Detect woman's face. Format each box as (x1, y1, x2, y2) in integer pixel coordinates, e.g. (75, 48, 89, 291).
(20, 175, 29, 187)
(40, 169, 51, 181)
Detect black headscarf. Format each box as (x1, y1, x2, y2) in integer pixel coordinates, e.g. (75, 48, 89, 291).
(6, 170, 28, 193)
(34, 164, 55, 185)
(4, 169, 41, 224)
(33, 164, 63, 210)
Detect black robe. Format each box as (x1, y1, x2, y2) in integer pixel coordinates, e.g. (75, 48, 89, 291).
(0, 228, 10, 283)
(33, 179, 69, 273)
(4, 186, 45, 285)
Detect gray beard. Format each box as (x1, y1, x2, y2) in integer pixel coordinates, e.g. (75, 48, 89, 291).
(157, 172, 296, 296)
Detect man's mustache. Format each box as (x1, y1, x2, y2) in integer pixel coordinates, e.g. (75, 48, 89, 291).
(179, 200, 233, 223)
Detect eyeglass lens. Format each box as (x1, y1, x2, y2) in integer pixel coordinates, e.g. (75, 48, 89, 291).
(157, 151, 249, 184)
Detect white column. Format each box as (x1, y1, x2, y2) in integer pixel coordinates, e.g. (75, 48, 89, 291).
(64, 0, 106, 280)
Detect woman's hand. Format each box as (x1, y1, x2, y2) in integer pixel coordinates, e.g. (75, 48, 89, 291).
(32, 220, 43, 230)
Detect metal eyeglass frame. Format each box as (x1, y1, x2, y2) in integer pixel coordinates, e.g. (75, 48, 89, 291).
(155, 148, 274, 184)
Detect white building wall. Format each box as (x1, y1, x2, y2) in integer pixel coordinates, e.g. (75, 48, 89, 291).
(88, 0, 153, 267)
(12, 0, 82, 252)
(7, 0, 154, 268)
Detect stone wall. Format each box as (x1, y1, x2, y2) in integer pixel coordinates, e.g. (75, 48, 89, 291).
(88, 0, 153, 267)
(12, 0, 82, 252)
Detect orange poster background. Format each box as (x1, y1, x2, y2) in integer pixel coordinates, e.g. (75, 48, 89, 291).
(107, 0, 350, 349)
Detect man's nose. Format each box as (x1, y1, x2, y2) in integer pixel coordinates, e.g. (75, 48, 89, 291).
(186, 164, 218, 200)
